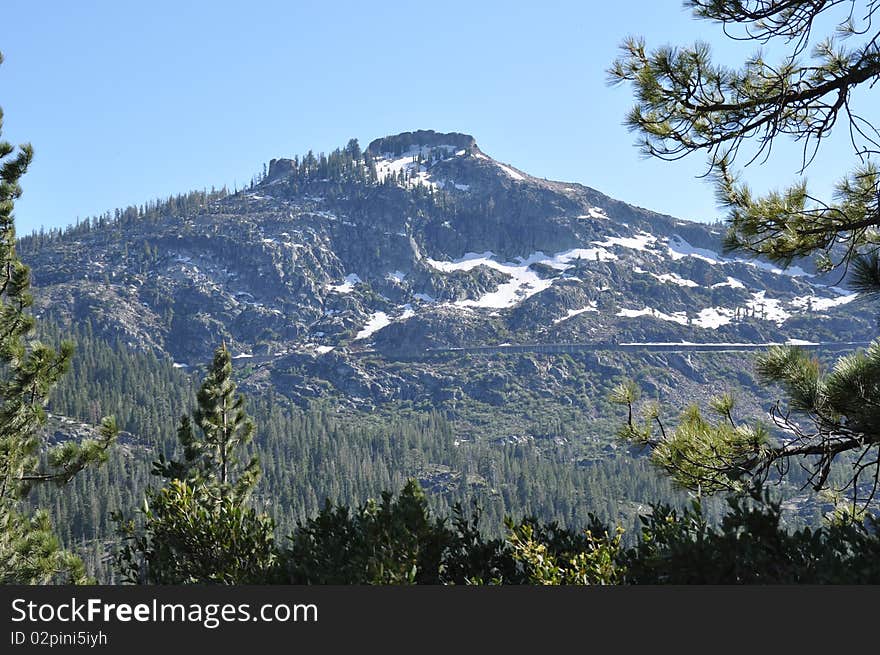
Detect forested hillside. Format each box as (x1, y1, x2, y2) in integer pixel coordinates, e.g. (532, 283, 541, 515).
(32, 320, 725, 581)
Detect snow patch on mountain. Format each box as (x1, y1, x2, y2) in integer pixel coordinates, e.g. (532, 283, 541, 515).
(387, 271, 406, 283)
(666, 235, 812, 278)
(594, 232, 657, 251)
(653, 272, 700, 287)
(550, 247, 618, 265)
(712, 277, 746, 289)
(617, 306, 689, 326)
(746, 291, 791, 324)
(790, 292, 858, 312)
(693, 306, 734, 329)
(355, 311, 392, 340)
(426, 252, 498, 273)
(611, 285, 848, 331)
(666, 236, 723, 264)
(553, 303, 599, 324)
(373, 144, 460, 189)
(745, 258, 812, 278)
(496, 162, 525, 181)
(331, 273, 362, 294)
(426, 248, 618, 309)
(454, 266, 553, 310)
(616, 304, 737, 329)
(632, 266, 700, 287)
(353, 304, 417, 342)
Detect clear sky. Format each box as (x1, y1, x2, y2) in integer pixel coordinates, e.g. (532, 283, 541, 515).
(1, 0, 861, 235)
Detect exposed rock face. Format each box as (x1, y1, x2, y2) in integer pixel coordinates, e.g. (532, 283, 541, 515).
(21, 130, 874, 410)
(366, 130, 478, 156)
(266, 157, 296, 182)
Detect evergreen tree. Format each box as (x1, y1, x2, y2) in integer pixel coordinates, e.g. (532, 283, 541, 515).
(0, 51, 116, 584)
(345, 138, 362, 162)
(114, 343, 276, 584)
(609, 2, 880, 509)
(155, 343, 259, 500)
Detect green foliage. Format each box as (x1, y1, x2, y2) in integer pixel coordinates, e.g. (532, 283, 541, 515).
(0, 508, 88, 584)
(714, 162, 880, 269)
(609, 0, 879, 260)
(114, 344, 275, 584)
(153, 344, 258, 500)
(849, 250, 880, 297)
(285, 481, 623, 585)
(612, 385, 770, 494)
(284, 480, 507, 584)
(506, 519, 624, 585)
(114, 479, 278, 584)
(610, 1, 880, 503)
(625, 489, 880, 584)
(36, 326, 700, 581)
(610, 339, 880, 502)
(279, 481, 880, 585)
(0, 51, 116, 584)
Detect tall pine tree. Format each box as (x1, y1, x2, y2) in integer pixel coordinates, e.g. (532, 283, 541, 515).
(155, 344, 259, 500)
(0, 50, 116, 583)
(114, 344, 277, 584)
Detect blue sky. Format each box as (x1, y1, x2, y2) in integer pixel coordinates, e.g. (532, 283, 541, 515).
(2, 0, 860, 235)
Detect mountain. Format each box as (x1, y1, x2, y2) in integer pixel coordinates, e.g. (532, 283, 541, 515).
(20, 129, 874, 422)
(23, 130, 875, 578)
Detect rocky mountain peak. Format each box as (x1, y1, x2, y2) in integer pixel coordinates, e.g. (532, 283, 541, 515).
(265, 157, 296, 181)
(265, 130, 482, 184)
(22, 129, 873, 381)
(366, 130, 478, 157)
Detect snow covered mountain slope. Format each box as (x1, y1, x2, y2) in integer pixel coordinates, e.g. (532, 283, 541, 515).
(21, 130, 874, 409)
